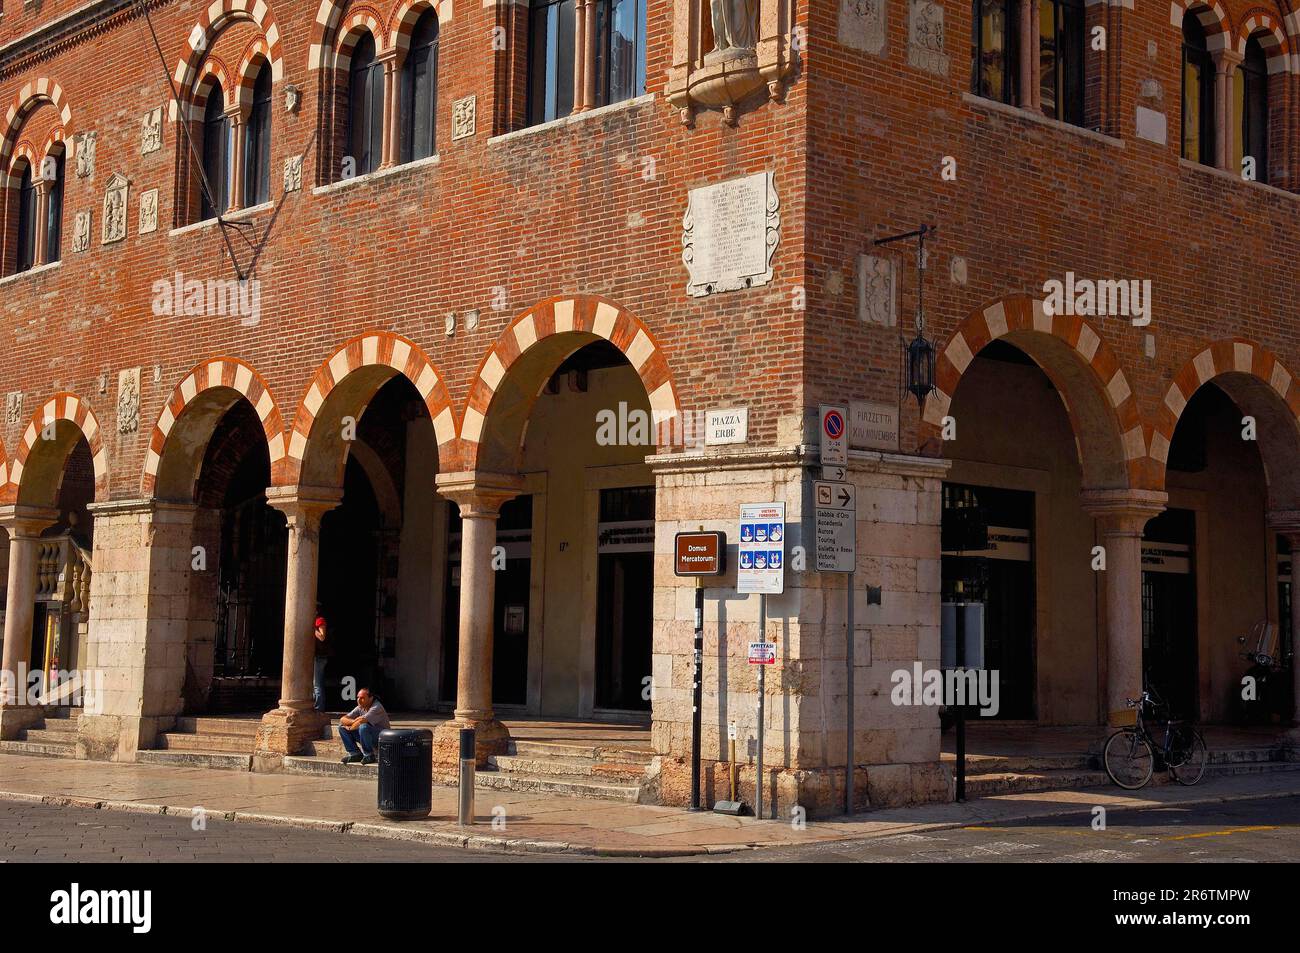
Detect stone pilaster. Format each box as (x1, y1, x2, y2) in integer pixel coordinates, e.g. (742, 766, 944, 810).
(1082, 488, 1167, 727)
(432, 470, 523, 769)
(0, 505, 57, 739)
(255, 486, 341, 759)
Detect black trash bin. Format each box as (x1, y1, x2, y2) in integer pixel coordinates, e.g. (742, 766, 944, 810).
(377, 728, 433, 820)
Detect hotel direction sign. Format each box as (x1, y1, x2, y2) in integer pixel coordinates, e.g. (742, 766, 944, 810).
(674, 531, 727, 577)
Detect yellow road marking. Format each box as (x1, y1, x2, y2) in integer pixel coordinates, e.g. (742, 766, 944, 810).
(1169, 825, 1277, 841)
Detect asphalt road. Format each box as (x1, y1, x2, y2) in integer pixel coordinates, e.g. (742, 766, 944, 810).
(0, 795, 1296, 863)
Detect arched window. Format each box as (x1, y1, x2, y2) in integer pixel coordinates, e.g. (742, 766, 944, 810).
(593, 0, 646, 108)
(1181, 15, 1215, 165)
(44, 148, 64, 264)
(528, 0, 576, 126)
(245, 64, 273, 206)
(348, 33, 384, 176)
(971, 0, 1019, 105)
(1039, 0, 1084, 125)
(15, 162, 36, 273)
(1235, 36, 1268, 181)
(201, 81, 231, 219)
(401, 10, 439, 162)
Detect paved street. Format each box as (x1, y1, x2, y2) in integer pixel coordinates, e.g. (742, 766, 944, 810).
(2, 794, 1296, 863)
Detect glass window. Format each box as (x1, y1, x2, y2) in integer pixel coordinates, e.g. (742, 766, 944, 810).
(201, 82, 230, 220)
(527, 0, 576, 126)
(1039, 0, 1084, 125)
(246, 64, 272, 206)
(593, 0, 646, 108)
(972, 0, 1019, 105)
(44, 150, 63, 264)
(1181, 15, 1215, 165)
(1237, 36, 1268, 181)
(401, 10, 440, 162)
(348, 33, 384, 176)
(15, 163, 36, 273)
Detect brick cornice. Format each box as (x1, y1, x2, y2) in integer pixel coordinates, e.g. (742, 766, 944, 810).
(0, 0, 170, 79)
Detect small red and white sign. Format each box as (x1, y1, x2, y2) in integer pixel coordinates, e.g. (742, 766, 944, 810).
(819, 404, 848, 466)
(748, 642, 777, 665)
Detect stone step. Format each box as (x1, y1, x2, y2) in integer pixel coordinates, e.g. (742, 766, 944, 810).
(22, 728, 79, 744)
(283, 756, 378, 779)
(474, 769, 642, 802)
(41, 707, 80, 721)
(489, 753, 647, 782)
(173, 716, 262, 737)
(135, 750, 252, 771)
(508, 739, 655, 765)
(963, 769, 1111, 797)
(156, 731, 253, 753)
(0, 739, 76, 758)
(944, 753, 1097, 773)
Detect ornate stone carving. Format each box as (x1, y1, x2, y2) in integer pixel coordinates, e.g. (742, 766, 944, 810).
(284, 84, 301, 114)
(116, 368, 140, 435)
(138, 188, 159, 234)
(682, 171, 780, 297)
(666, 0, 797, 126)
(71, 211, 91, 252)
(102, 173, 128, 245)
(857, 254, 896, 326)
(907, 0, 948, 76)
(452, 95, 476, 141)
(839, 0, 886, 55)
(74, 131, 97, 178)
(283, 155, 303, 193)
(5, 392, 23, 426)
(141, 107, 163, 154)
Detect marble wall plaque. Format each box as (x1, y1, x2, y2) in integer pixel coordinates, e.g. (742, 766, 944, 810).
(452, 95, 476, 141)
(857, 254, 896, 326)
(74, 131, 97, 178)
(102, 173, 128, 245)
(908, 0, 949, 76)
(682, 171, 780, 297)
(839, 0, 886, 55)
(141, 107, 163, 154)
(283, 154, 303, 192)
(139, 189, 159, 234)
(849, 399, 899, 451)
(71, 211, 91, 252)
(117, 367, 140, 435)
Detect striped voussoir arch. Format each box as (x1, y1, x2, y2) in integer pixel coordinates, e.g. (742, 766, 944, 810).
(169, 0, 284, 121)
(1170, 0, 1231, 48)
(461, 295, 681, 462)
(3, 141, 36, 187)
(6, 393, 108, 501)
(142, 357, 288, 497)
(0, 78, 71, 169)
(922, 295, 1146, 483)
(388, 0, 453, 53)
(1238, 11, 1294, 72)
(235, 38, 273, 106)
(1152, 339, 1299, 473)
(193, 56, 235, 111)
(284, 331, 456, 479)
(310, 2, 389, 69)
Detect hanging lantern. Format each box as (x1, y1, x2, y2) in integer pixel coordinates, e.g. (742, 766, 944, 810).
(906, 331, 936, 408)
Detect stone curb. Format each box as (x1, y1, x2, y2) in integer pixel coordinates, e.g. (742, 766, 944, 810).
(2, 782, 1298, 858)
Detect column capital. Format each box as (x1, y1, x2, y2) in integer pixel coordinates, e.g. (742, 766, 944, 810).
(435, 470, 524, 517)
(264, 485, 343, 529)
(0, 504, 58, 539)
(1080, 488, 1167, 534)
(1268, 511, 1300, 539)
(1213, 49, 1245, 70)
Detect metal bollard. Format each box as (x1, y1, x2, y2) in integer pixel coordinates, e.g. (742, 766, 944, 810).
(457, 727, 476, 826)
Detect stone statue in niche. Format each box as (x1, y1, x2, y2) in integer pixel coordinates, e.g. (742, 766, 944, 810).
(708, 0, 759, 61)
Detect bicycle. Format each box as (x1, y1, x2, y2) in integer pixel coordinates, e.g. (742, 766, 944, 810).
(1103, 690, 1208, 790)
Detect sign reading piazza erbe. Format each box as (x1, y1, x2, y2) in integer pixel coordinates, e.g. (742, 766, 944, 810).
(682, 172, 781, 297)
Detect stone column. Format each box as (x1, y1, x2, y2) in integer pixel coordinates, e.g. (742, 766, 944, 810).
(32, 179, 50, 265)
(255, 487, 341, 760)
(0, 505, 57, 738)
(583, 0, 599, 111)
(379, 50, 401, 169)
(433, 470, 523, 768)
(1021, 0, 1040, 111)
(1214, 50, 1243, 171)
(226, 108, 246, 211)
(573, 0, 589, 113)
(1081, 489, 1167, 727)
(1267, 513, 1300, 731)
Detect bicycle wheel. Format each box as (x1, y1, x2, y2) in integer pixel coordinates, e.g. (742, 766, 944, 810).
(1104, 729, 1154, 789)
(1169, 727, 1208, 786)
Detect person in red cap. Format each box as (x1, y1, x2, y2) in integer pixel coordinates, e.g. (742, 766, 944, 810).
(312, 610, 330, 712)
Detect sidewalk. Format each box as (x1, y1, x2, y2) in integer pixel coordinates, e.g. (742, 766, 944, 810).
(1, 754, 1298, 856)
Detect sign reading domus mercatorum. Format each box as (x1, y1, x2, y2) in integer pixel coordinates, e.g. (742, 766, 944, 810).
(682, 172, 780, 297)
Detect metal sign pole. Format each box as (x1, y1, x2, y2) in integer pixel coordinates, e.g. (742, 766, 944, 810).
(845, 570, 854, 815)
(691, 576, 704, 811)
(756, 593, 767, 820)
(955, 587, 967, 803)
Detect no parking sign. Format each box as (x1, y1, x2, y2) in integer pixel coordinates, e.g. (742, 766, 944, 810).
(820, 404, 848, 466)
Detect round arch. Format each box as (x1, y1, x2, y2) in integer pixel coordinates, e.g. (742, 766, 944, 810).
(921, 294, 1143, 490)
(387, 0, 447, 55)
(285, 331, 455, 489)
(1154, 339, 1300, 508)
(143, 357, 288, 500)
(6, 393, 108, 506)
(461, 294, 681, 474)
(0, 78, 72, 169)
(169, 0, 284, 122)
(1171, 1, 1233, 49)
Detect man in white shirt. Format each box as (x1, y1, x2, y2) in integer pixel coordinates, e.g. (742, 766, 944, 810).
(338, 688, 391, 765)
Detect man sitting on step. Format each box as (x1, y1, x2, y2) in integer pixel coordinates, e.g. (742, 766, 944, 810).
(338, 688, 391, 765)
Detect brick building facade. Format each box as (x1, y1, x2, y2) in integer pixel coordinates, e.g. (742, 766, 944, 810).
(0, 0, 1295, 816)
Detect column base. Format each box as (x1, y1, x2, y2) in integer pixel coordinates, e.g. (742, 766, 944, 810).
(255, 706, 329, 757)
(0, 704, 44, 740)
(431, 717, 510, 773)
